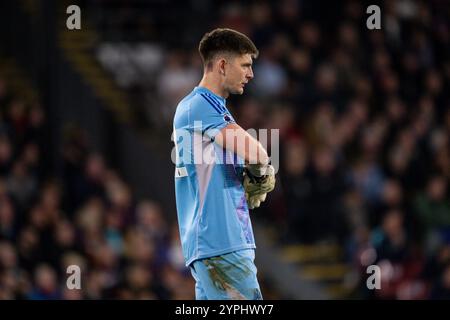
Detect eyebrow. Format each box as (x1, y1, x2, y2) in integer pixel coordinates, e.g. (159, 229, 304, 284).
(241, 62, 252, 67)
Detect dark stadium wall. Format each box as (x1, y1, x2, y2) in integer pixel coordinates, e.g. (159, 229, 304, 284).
(1, 0, 176, 220)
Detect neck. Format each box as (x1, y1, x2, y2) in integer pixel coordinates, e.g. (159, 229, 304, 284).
(198, 73, 228, 99)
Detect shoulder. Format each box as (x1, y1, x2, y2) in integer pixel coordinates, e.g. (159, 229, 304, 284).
(176, 92, 207, 112)
(189, 93, 212, 110)
(174, 92, 207, 127)
(186, 93, 222, 118)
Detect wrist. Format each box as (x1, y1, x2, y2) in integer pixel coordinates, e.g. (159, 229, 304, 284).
(246, 163, 269, 177)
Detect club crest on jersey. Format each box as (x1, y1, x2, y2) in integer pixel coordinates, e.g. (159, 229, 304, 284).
(223, 114, 232, 122)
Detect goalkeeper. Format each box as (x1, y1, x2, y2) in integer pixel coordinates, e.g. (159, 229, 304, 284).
(172, 28, 275, 300)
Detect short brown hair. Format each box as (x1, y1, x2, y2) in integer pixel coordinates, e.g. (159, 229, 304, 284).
(198, 28, 259, 67)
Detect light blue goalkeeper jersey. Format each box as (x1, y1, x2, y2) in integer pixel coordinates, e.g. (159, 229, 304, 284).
(173, 86, 255, 267)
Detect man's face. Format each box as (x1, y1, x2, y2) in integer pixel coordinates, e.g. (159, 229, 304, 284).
(223, 53, 254, 95)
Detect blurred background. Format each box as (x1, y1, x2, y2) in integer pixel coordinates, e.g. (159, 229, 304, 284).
(0, 0, 449, 300)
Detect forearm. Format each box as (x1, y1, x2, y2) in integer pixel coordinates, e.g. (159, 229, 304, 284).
(215, 123, 269, 166)
(240, 131, 269, 166)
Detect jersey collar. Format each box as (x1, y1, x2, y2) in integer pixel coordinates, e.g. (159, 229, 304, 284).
(194, 86, 226, 105)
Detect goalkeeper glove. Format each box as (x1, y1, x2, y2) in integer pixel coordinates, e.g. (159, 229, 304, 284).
(247, 193, 267, 210)
(243, 164, 276, 209)
(245, 163, 274, 179)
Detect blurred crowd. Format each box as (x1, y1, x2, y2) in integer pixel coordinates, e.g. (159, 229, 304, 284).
(225, 0, 448, 300)
(0, 75, 195, 299)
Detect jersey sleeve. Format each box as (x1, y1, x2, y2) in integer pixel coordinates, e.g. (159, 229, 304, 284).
(189, 95, 235, 140)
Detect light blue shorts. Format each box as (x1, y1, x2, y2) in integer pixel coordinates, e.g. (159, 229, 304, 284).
(189, 249, 263, 300)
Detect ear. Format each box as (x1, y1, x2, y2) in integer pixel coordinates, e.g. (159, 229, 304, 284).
(218, 58, 226, 76)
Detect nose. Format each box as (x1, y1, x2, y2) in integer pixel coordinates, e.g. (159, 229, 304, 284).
(247, 69, 254, 80)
